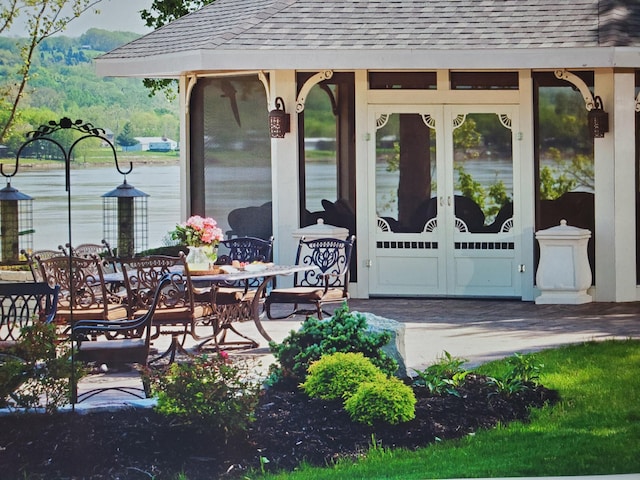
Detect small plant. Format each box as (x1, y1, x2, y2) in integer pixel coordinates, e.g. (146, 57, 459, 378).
(0, 322, 81, 412)
(412, 351, 469, 396)
(268, 303, 398, 386)
(506, 352, 543, 385)
(487, 376, 527, 397)
(344, 376, 416, 426)
(145, 352, 260, 440)
(487, 352, 544, 397)
(301, 352, 387, 400)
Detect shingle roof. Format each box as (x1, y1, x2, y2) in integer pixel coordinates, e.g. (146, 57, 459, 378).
(96, 0, 640, 75)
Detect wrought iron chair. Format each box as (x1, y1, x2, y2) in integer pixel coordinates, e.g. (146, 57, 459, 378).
(197, 236, 274, 350)
(119, 254, 214, 345)
(36, 255, 128, 327)
(0, 282, 59, 351)
(265, 235, 355, 320)
(21, 249, 66, 282)
(64, 240, 118, 273)
(71, 274, 172, 401)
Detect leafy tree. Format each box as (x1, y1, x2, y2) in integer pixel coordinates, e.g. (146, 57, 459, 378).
(139, 0, 216, 99)
(116, 121, 138, 147)
(0, 0, 102, 143)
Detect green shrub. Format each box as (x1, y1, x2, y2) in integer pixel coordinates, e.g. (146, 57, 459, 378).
(145, 352, 260, 440)
(344, 377, 416, 426)
(412, 350, 469, 396)
(301, 352, 387, 400)
(269, 303, 398, 385)
(487, 352, 544, 397)
(0, 322, 81, 412)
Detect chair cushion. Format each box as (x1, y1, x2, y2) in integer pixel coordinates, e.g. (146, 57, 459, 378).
(56, 304, 129, 322)
(215, 287, 248, 304)
(131, 304, 214, 324)
(268, 287, 346, 303)
(77, 338, 147, 364)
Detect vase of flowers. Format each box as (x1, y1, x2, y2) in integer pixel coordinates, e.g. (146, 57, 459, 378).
(169, 215, 224, 271)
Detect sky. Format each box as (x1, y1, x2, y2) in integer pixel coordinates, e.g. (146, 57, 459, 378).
(6, 0, 154, 38)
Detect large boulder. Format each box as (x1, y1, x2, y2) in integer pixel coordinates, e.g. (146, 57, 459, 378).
(354, 311, 408, 379)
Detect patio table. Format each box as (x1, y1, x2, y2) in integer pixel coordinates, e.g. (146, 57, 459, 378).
(102, 264, 318, 344)
(189, 264, 318, 344)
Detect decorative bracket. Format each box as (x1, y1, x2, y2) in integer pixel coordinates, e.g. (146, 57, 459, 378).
(185, 74, 198, 115)
(258, 71, 271, 110)
(296, 70, 333, 113)
(554, 69, 597, 111)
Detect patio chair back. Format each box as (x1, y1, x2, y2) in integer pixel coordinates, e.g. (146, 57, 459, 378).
(265, 235, 355, 319)
(36, 254, 128, 325)
(119, 254, 214, 343)
(216, 236, 274, 288)
(21, 249, 66, 282)
(65, 240, 118, 273)
(0, 282, 59, 349)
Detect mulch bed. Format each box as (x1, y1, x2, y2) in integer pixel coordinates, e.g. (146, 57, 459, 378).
(0, 374, 559, 479)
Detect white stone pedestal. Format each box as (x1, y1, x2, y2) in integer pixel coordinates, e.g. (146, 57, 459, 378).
(535, 220, 592, 304)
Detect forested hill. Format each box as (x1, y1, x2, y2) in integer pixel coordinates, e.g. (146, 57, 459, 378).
(0, 28, 179, 151)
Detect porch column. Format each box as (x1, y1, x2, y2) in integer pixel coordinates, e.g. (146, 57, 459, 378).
(594, 69, 637, 301)
(270, 70, 300, 284)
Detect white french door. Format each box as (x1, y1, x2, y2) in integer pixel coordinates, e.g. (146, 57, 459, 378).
(368, 104, 521, 297)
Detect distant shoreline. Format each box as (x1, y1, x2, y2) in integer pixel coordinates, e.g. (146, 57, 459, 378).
(0, 158, 180, 172)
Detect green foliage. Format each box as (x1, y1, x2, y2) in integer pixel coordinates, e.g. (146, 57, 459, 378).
(505, 352, 543, 385)
(0, 28, 179, 150)
(268, 303, 398, 385)
(412, 351, 470, 396)
(264, 341, 640, 479)
(115, 122, 139, 147)
(0, 322, 80, 412)
(301, 352, 387, 401)
(487, 352, 543, 397)
(145, 353, 260, 440)
(455, 164, 511, 221)
(344, 377, 416, 426)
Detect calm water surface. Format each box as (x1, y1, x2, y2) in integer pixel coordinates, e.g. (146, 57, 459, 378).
(16, 158, 517, 251)
(14, 163, 180, 251)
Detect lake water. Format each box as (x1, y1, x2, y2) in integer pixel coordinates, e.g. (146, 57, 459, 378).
(11, 163, 180, 251)
(13, 158, 518, 252)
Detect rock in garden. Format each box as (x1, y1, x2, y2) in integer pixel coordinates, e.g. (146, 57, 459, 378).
(353, 311, 407, 378)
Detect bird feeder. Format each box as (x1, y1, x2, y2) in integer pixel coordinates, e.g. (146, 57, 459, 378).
(0, 182, 33, 265)
(102, 179, 149, 258)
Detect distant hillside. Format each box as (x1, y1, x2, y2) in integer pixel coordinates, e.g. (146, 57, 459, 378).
(0, 28, 179, 153)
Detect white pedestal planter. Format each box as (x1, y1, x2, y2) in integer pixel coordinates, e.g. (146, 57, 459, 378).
(535, 220, 592, 304)
(292, 219, 349, 242)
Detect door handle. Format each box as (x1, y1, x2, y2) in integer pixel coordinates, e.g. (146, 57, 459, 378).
(447, 196, 452, 206)
(439, 196, 444, 207)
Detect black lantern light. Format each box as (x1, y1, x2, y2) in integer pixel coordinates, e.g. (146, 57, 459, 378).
(269, 97, 290, 138)
(588, 96, 609, 138)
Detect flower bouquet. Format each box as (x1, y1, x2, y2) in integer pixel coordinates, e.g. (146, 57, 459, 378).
(170, 215, 224, 270)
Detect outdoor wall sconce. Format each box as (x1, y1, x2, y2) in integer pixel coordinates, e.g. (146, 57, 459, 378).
(588, 96, 609, 138)
(269, 97, 290, 138)
(555, 70, 609, 139)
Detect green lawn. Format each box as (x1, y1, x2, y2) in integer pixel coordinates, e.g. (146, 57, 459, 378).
(261, 339, 640, 479)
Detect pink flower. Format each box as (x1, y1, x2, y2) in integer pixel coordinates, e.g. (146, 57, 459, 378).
(170, 215, 223, 247)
